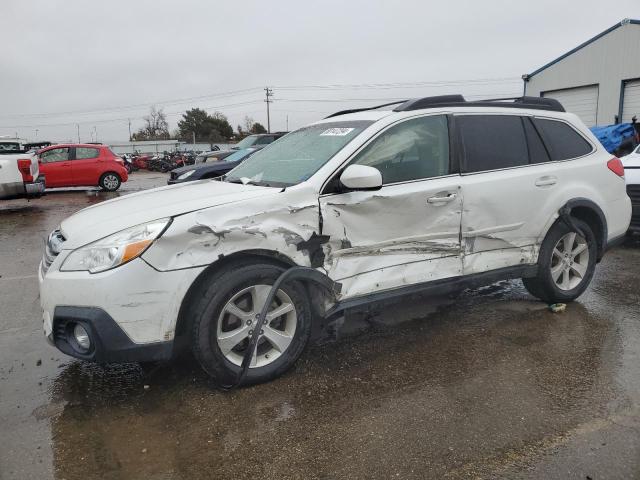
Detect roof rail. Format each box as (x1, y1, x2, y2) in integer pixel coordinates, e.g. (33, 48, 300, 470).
(324, 100, 408, 119)
(393, 95, 565, 112)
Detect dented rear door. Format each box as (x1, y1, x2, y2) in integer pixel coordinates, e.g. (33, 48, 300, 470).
(456, 114, 563, 275)
(319, 114, 463, 300)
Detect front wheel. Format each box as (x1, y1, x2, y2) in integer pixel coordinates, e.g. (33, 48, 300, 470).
(191, 263, 312, 386)
(99, 172, 121, 191)
(523, 218, 597, 303)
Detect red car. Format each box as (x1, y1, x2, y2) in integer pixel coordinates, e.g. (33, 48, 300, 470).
(38, 143, 128, 191)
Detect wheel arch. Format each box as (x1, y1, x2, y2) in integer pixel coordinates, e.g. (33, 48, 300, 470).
(543, 198, 608, 261)
(99, 170, 122, 184)
(172, 249, 330, 350)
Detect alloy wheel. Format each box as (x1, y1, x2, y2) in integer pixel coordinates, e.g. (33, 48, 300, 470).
(103, 174, 119, 190)
(551, 231, 590, 291)
(216, 284, 297, 368)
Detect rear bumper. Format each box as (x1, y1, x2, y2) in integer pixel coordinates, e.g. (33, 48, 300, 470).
(629, 204, 640, 232)
(0, 176, 45, 199)
(627, 184, 640, 232)
(50, 306, 173, 363)
(25, 176, 46, 197)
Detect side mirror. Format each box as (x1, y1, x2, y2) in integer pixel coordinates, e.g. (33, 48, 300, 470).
(339, 164, 382, 191)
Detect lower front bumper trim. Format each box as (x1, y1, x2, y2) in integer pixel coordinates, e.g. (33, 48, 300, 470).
(51, 306, 173, 363)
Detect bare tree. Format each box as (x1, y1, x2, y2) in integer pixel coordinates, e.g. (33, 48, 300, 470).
(243, 116, 255, 133)
(132, 106, 170, 140)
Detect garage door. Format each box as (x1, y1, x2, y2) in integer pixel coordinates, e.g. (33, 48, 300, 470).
(542, 85, 599, 127)
(622, 79, 640, 123)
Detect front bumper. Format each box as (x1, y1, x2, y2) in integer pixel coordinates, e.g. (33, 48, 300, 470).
(39, 254, 204, 362)
(50, 306, 173, 363)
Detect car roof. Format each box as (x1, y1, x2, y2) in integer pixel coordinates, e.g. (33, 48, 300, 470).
(317, 95, 568, 124)
(42, 143, 105, 149)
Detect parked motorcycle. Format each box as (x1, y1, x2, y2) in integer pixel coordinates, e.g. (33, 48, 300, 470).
(122, 154, 138, 173)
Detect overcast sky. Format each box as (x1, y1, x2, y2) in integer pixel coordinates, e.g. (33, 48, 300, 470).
(1, 0, 638, 143)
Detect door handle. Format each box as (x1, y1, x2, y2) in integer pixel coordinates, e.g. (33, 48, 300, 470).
(535, 176, 557, 187)
(427, 193, 457, 204)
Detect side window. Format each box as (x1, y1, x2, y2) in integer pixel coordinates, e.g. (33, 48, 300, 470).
(459, 115, 528, 172)
(75, 147, 99, 160)
(523, 118, 551, 164)
(40, 148, 70, 163)
(532, 118, 593, 160)
(351, 115, 449, 184)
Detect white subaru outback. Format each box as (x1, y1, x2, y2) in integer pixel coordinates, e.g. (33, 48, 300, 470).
(39, 95, 631, 386)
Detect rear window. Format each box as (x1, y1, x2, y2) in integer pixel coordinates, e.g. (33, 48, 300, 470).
(75, 147, 100, 160)
(0, 142, 23, 154)
(459, 115, 529, 172)
(532, 118, 592, 160)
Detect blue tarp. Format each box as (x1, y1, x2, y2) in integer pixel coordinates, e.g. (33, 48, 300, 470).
(589, 123, 636, 153)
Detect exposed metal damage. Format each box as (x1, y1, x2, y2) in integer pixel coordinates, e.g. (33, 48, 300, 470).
(141, 180, 549, 303)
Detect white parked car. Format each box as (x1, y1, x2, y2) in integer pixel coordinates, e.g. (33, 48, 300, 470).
(0, 139, 45, 199)
(39, 95, 631, 386)
(622, 145, 640, 232)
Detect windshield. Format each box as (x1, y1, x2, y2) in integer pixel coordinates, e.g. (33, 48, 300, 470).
(233, 135, 260, 149)
(226, 121, 372, 186)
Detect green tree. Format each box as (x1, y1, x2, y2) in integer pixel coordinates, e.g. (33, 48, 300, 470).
(178, 108, 233, 142)
(250, 122, 267, 134)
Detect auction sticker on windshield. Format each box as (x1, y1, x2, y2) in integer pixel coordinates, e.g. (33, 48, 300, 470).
(320, 127, 355, 136)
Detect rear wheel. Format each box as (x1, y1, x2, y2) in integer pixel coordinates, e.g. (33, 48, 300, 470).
(99, 172, 121, 191)
(191, 263, 312, 386)
(523, 218, 597, 303)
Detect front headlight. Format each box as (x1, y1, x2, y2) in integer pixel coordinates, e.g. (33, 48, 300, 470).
(60, 219, 170, 273)
(178, 170, 195, 180)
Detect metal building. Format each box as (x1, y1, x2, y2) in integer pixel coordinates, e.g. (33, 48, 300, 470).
(522, 19, 640, 127)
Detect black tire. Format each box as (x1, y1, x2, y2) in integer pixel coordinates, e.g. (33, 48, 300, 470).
(523, 218, 597, 303)
(99, 172, 121, 191)
(191, 263, 312, 387)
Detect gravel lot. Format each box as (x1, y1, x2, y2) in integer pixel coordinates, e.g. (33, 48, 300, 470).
(1, 171, 639, 479)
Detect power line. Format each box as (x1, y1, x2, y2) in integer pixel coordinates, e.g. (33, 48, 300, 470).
(0, 76, 521, 120)
(0, 100, 264, 129)
(0, 87, 264, 119)
(277, 92, 523, 103)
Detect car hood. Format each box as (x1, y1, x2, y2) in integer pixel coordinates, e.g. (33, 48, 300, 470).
(59, 180, 280, 249)
(172, 164, 199, 176)
(173, 161, 237, 177)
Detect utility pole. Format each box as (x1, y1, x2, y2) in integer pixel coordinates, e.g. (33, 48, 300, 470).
(286, 115, 289, 132)
(192, 131, 196, 146)
(264, 87, 274, 133)
(128, 119, 132, 141)
(35, 129, 39, 140)
(93, 126, 97, 143)
(76, 124, 80, 143)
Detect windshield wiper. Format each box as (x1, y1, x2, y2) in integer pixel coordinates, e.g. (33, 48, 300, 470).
(226, 177, 262, 186)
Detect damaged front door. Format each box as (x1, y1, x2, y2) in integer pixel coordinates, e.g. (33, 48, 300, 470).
(319, 115, 463, 299)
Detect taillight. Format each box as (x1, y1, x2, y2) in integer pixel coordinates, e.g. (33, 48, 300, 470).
(17, 159, 33, 182)
(607, 157, 625, 177)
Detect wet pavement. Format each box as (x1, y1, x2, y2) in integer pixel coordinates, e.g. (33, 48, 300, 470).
(1, 172, 639, 479)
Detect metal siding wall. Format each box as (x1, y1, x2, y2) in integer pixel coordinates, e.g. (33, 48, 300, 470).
(526, 24, 640, 126)
(622, 80, 640, 122)
(542, 85, 599, 126)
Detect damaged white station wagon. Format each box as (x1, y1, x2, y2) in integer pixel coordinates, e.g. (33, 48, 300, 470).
(39, 95, 632, 386)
